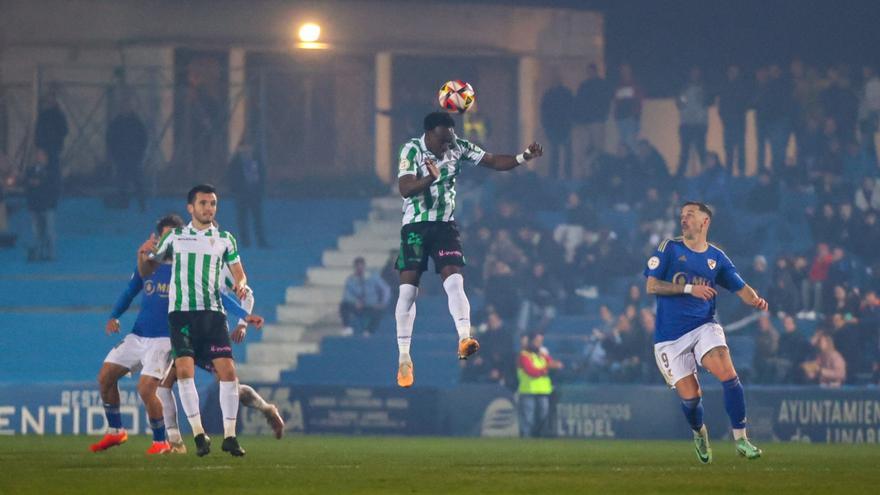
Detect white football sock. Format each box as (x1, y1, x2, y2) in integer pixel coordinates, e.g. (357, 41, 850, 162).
(238, 383, 270, 413)
(396, 284, 418, 363)
(219, 380, 240, 438)
(177, 378, 204, 436)
(733, 428, 747, 440)
(442, 273, 471, 341)
(156, 386, 181, 443)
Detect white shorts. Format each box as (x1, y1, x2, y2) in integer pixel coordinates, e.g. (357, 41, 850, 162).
(104, 334, 172, 380)
(653, 322, 727, 387)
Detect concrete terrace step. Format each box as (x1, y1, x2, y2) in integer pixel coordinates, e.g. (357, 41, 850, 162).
(353, 219, 400, 236)
(338, 234, 398, 252)
(235, 363, 286, 383)
(321, 250, 391, 270)
(306, 266, 353, 287)
(259, 324, 308, 343)
(285, 285, 343, 305)
(277, 302, 338, 325)
(245, 341, 319, 365)
(370, 196, 402, 211)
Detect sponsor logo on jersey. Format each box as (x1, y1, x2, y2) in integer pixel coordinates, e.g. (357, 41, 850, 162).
(678, 255, 687, 262)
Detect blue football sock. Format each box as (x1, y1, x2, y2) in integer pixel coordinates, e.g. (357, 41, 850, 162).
(149, 417, 167, 442)
(722, 376, 747, 430)
(103, 403, 122, 430)
(680, 396, 704, 432)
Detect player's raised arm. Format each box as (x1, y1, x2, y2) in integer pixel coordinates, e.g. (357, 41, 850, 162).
(398, 159, 439, 198)
(137, 234, 159, 277)
(735, 284, 769, 311)
(479, 142, 543, 171)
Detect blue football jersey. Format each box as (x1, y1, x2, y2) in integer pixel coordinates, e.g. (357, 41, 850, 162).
(643, 238, 745, 343)
(110, 264, 250, 338)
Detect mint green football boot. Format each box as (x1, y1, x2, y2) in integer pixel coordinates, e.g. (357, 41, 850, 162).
(693, 425, 713, 464)
(736, 437, 763, 459)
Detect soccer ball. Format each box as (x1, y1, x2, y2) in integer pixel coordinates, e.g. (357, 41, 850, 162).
(438, 80, 475, 113)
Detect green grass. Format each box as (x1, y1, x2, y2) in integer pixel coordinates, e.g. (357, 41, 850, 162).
(1, 435, 879, 494)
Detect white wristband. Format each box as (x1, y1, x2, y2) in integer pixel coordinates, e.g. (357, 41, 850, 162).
(515, 153, 526, 165)
(684, 284, 694, 294)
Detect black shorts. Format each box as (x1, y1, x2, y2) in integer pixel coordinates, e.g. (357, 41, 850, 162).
(168, 310, 232, 364)
(395, 221, 466, 274)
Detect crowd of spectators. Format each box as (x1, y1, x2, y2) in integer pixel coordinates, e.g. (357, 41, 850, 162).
(456, 60, 880, 389)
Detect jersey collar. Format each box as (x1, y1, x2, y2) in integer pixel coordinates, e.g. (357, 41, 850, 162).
(186, 221, 216, 234)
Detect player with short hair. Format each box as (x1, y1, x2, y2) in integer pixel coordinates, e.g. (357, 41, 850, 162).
(142, 184, 248, 457)
(394, 111, 542, 387)
(644, 201, 767, 463)
(91, 214, 184, 454)
(155, 264, 285, 450)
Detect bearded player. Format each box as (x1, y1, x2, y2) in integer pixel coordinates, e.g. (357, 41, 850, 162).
(644, 202, 766, 463)
(394, 111, 542, 387)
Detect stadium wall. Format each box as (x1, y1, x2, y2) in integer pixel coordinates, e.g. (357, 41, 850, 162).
(3, 383, 878, 444)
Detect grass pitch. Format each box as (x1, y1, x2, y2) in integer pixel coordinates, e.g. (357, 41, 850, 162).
(1, 435, 878, 494)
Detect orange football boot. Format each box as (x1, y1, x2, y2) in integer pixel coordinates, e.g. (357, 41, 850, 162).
(90, 430, 128, 452)
(457, 337, 480, 360)
(397, 361, 414, 388)
(146, 441, 171, 455)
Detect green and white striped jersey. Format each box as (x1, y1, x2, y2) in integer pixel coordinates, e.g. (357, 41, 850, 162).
(397, 134, 485, 225)
(154, 223, 240, 313)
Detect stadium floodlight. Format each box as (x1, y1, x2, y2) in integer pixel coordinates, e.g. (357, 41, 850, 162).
(295, 22, 328, 50)
(298, 23, 321, 42)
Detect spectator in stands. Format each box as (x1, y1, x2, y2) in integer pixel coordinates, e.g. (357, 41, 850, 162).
(820, 67, 859, 146)
(859, 65, 880, 163)
(756, 64, 794, 173)
(851, 211, 879, 263)
(717, 64, 750, 176)
(829, 285, 859, 317)
(339, 257, 391, 336)
(485, 260, 522, 320)
(802, 331, 846, 387)
(807, 204, 838, 244)
(227, 141, 268, 248)
(676, 67, 709, 177)
(34, 90, 68, 178)
(636, 308, 661, 383)
(829, 312, 867, 383)
(106, 99, 149, 211)
(746, 173, 780, 213)
(623, 284, 648, 311)
(857, 291, 880, 380)
(767, 258, 801, 317)
(827, 246, 854, 292)
(462, 306, 516, 388)
(753, 66, 772, 171)
(517, 331, 562, 437)
(514, 224, 565, 277)
(854, 177, 880, 213)
(634, 139, 671, 192)
(690, 151, 729, 207)
(836, 203, 858, 252)
(604, 314, 643, 383)
(613, 63, 643, 151)
(518, 261, 564, 332)
(754, 315, 781, 383)
(794, 115, 823, 186)
(745, 255, 771, 299)
(24, 148, 58, 262)
(801, 243, 833, 318)
(541, 73, 574, 179)
(573, 63, 612, 176)
(777, 315, 812, 383)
